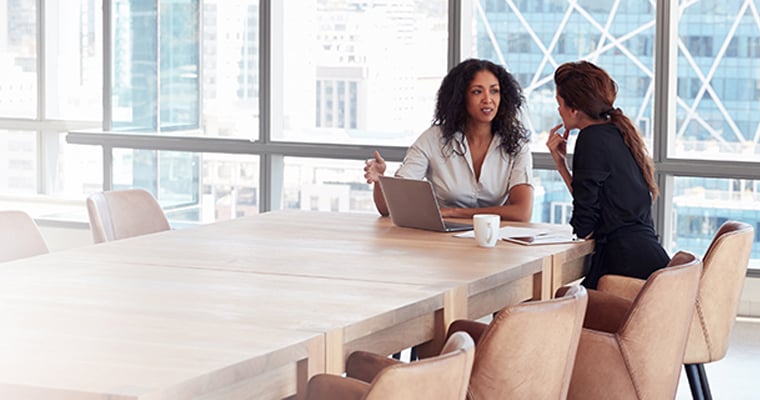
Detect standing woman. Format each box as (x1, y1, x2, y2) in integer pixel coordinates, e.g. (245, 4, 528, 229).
(365, 58, 534, 222)
(546, 60, 669, 288)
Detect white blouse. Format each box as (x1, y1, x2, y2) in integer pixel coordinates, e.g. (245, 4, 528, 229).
(395, 125, 533, 208)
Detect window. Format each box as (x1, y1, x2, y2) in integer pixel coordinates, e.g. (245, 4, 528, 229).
(2, 1, 758, 274)
(671, 1, 759, 162)
(45, 2, 103, 120)
(669, 177, 760, 267)
(0, 131, 36, 194)
(749, 37, 760, 57)
(472, 0, 654, 228)
(532, 170, 573, 225)
(111, 0, 199, 132)
(203, 0, 259, 139)
(0, 1, 102, 202)
(684, 36, 714, 57)
(274, 1, 447, 146)
(1, 1, 36, 118)
(471, 0, 656, 154)
(282, 157, 401, 214)
(666, 1, 760, 269)
(726, 37, 739, 57)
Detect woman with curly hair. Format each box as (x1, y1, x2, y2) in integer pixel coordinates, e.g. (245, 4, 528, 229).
(364, 58, 534, 221)
(546, 60, 669, 288)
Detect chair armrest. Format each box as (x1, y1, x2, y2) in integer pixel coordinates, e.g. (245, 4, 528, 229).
(345, 351, 402, 383)
(446, 319, 489, 344)
(584, 289, 633, 333)
(305, 374, 368, 400)
(597, 275, 646, 302)
(570, 328, 632, 399)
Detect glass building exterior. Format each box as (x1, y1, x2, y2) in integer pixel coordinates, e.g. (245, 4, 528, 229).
(0, 0, 758, 264)
(474, 0, 760, 261)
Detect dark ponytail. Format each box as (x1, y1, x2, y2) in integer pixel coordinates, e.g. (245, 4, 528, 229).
(555, 61, 659, 200)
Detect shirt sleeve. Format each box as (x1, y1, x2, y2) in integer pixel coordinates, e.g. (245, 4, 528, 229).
(507, 142, 534, 192)
(395, 128, 435, 179)
(570, 132, 610, 238)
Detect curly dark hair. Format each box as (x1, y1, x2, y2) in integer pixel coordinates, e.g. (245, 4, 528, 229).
(433, 58, 529, 156)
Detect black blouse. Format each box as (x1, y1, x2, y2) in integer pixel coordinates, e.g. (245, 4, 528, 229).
(570, 123, 655, 239)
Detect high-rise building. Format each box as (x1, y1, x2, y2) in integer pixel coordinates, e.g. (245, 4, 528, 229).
(475, 0, 760, 259)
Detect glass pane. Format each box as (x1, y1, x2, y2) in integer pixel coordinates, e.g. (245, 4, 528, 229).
(472, 0, 656, 153)
(201, 0, 260, 138)
(44, 0, 103, 120)
(112, 148, 198, 205)
(276, 1, 448, 146)
(111, 0, 199, 132)
(0, 1, 37, 118)
(532, 169, 573, 224)
(201, 153, 259, 221)
(48, 133, 103, 196)
(669, 176, 760, 269)
(0, 130, 37, 193)
(112, 0, 158, 131)
(672, 0, 760, 161)
(112, 149, 257, 224)
(282, 157, 400, 212)
(160, 0, 200, 131)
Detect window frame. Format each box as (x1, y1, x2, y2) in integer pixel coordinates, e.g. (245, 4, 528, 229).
(3, 0, 758, 271)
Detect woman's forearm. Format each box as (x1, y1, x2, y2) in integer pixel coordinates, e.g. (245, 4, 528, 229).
(372, 183, 389, 216)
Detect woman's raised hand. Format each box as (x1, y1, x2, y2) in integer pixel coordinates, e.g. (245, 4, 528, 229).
(364, 150, 387, 184)
(546, 124, 569, 167)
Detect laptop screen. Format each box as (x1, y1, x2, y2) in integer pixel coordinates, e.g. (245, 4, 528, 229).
(378, 176, 472, 232)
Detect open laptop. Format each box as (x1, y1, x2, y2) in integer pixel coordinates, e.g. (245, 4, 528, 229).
(378, 176, 473, 232)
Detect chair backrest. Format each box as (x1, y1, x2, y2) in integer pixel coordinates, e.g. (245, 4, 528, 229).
(363, 331, 475, 400)
(684, 220, 754, 364)
(617, 250, 702, 400)
(86, 189, 171, 244)
(0, 210, 49, 262)
(467, 285, 588, 400)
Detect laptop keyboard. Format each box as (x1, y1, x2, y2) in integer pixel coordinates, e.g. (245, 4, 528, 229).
(444, 221, 474, 232)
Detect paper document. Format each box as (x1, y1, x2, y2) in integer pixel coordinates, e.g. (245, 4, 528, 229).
(498, 226, 547, 238)
(455, 226, 549, 239)
(454, 225, 582, 245)
(502, 231, 582, 245)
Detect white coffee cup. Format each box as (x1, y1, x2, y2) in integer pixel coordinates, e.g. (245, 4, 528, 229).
(473, 214, 500, 248)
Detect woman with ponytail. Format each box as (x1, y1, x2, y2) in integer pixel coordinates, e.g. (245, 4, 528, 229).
(546, 60, 669, 288)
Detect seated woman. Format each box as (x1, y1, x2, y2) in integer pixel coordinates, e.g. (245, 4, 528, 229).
(546, 60, 670, 288)
(364, 58, 534, 222)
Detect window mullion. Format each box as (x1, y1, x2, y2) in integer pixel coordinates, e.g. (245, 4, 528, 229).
(156, 0, 162, 132)
(36, 0, 45, 193)
(653, 0, 679, 241)
(103, 0, 113, 131)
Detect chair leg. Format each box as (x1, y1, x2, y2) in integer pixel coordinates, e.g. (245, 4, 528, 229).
(684, 364, 706, 400)
(392, 346, 419, 362)
(695, 363, 712, 400)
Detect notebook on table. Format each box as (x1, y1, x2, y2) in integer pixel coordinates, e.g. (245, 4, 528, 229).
(502, 233, 583, 245)
(499, 226, 583, 245)
(378, 176, 473, 232)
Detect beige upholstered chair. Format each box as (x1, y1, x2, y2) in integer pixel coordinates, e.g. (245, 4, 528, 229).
(86, 188, 170, 244)
(0, 210, 49, 262)
(441, 285, 587, 400)
(565, 251, 702, 400)
(597, 221, 754, 400)
(305, 331, 475, 400)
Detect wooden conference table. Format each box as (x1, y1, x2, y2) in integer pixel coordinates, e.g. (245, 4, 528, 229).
(0, 210, 593, 399)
